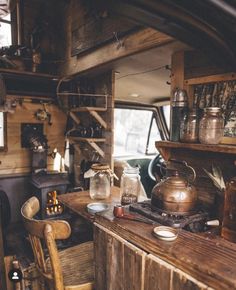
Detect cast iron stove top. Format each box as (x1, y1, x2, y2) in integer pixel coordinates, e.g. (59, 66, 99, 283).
(129, 200, 210, 233)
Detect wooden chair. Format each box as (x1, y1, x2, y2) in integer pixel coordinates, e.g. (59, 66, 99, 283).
(21, 196, 94, 290)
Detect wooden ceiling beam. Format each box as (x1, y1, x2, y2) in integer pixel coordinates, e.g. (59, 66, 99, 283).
(60, 28, 174, 77)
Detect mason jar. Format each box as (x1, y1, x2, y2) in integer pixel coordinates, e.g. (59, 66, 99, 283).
(120, 167, 140, 205)
(89, 164, 111, 199)
(180, 109, 199, 143)
(199, 107, 224, 144)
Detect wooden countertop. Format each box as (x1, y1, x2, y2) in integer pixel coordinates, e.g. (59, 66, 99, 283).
(59, 187, 236, 289)
(95, 208, 236, 290)
(58, 186, 121, 222)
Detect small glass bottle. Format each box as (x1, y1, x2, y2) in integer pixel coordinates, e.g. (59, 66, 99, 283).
(89, 164, 111, 199)
(199, 107, 224, 144)
(180, 109, 199, 143)
(120, 167, 140, 205)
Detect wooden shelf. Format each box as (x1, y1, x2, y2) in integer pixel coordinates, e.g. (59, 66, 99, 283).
(156, 141, 236, 160)
(70, 107, 107, 112)
(69, 137, 106, 158)
(184, 72, 236, 86)
(69, 137, 106, 142)
(0, 68, 59, 80)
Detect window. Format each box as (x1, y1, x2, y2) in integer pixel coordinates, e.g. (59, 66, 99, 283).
(114, 108, 161, 157)
(162, 104, 170, 130)
(0, 14, 12, 46)
(0, 112, 6, 150)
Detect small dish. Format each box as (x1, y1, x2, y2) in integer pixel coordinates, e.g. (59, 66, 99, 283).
(87, 202, 109, 215)
(153, 226, 178, 241)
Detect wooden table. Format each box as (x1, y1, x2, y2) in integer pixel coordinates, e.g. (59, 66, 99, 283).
(58, 186, 121, 222)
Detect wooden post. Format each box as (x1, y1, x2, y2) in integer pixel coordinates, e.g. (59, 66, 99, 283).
(0, 199, 7, 290)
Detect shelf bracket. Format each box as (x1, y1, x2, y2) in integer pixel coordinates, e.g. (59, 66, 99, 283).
(69, 112, 80, 125)
(89, 110, 107, 129)
(88, 141, 105, 158)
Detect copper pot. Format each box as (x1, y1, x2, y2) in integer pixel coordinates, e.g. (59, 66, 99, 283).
(151, 160, 197, 214)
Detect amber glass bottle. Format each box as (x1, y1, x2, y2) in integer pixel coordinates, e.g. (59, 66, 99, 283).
(221, 178, 236, 243)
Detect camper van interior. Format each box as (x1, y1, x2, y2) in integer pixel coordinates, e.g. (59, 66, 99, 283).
(0, 1, 236, 289)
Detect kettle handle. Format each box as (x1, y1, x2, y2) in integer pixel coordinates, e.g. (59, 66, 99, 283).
(168, 159, 196, 183)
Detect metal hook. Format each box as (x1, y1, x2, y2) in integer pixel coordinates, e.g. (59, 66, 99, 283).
(113, 32, 124, 49)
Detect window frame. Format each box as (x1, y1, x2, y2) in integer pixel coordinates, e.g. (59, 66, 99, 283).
(114, 102, 167, 157)
(0, 8, 18, 47)
(0, 112, 7, 151)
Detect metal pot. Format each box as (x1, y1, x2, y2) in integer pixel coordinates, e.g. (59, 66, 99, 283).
(151, 160, 197, 214)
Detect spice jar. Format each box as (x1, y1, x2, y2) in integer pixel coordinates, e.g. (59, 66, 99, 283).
(221, 178, 236, 243)
(120, 167, 140, 205)
(199, 107, 224, 144)
(89, 164, 111, 199)
(180, 109, 199, 143)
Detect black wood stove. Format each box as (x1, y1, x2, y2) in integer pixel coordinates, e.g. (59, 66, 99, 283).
(23, 124, 70, 219)
(31, 171, 69, 219)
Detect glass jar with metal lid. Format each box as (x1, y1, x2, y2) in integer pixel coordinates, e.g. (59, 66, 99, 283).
(120, 167, 140, 205)
(199, 107, 224, 144)
(89, 164, 111, 199)
(180, 108, 199, 143)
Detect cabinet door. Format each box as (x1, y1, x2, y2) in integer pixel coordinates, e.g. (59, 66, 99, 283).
(172, 268, 214, 290)
(94, 223, 146, 290)
(144, 254, 213, 290)
(144, 254, 174, 290)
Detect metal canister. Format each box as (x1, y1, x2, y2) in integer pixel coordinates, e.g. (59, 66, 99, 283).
(170, 88, 188, 142)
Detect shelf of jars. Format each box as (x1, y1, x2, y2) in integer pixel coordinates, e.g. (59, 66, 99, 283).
(155, 141, 236, 161)
(69, 137, 106, 158)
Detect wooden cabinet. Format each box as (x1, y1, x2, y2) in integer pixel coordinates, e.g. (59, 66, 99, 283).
(145, 254, 212, 290)
(94, 223, 214, 290)
(94, 223, 146, 290)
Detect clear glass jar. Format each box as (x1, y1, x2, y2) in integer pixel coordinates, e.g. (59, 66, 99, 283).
(89, 164, 111, 199)
(120, 167, 140, 205)
(180, 109, 199, 143)
(199, 107, 224, 144)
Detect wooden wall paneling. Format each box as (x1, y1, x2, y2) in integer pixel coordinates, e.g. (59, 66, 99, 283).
(184, 50, 233, 80)
(144, 254, 173, 290)
(0, 101, 66, 175)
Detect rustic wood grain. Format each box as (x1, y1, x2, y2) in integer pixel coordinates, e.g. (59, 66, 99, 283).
(58, 186, 121, 223)
(172, 268, 212, 290)
(94, 209, 236, 290)
(94, 223, 146, 290)
(0, 101, 66, 175)
(184, 72, 236, 86)
(144, 254, 173, 290)
(60, 27, 174, 76)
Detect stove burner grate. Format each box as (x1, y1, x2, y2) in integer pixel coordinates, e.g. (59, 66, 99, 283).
(129, 201, 210, 232)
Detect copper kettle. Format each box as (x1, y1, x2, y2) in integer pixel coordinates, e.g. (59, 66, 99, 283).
(151, 160, 197, 214)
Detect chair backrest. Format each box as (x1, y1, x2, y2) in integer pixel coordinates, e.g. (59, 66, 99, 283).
(21, 197, 71, 290)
